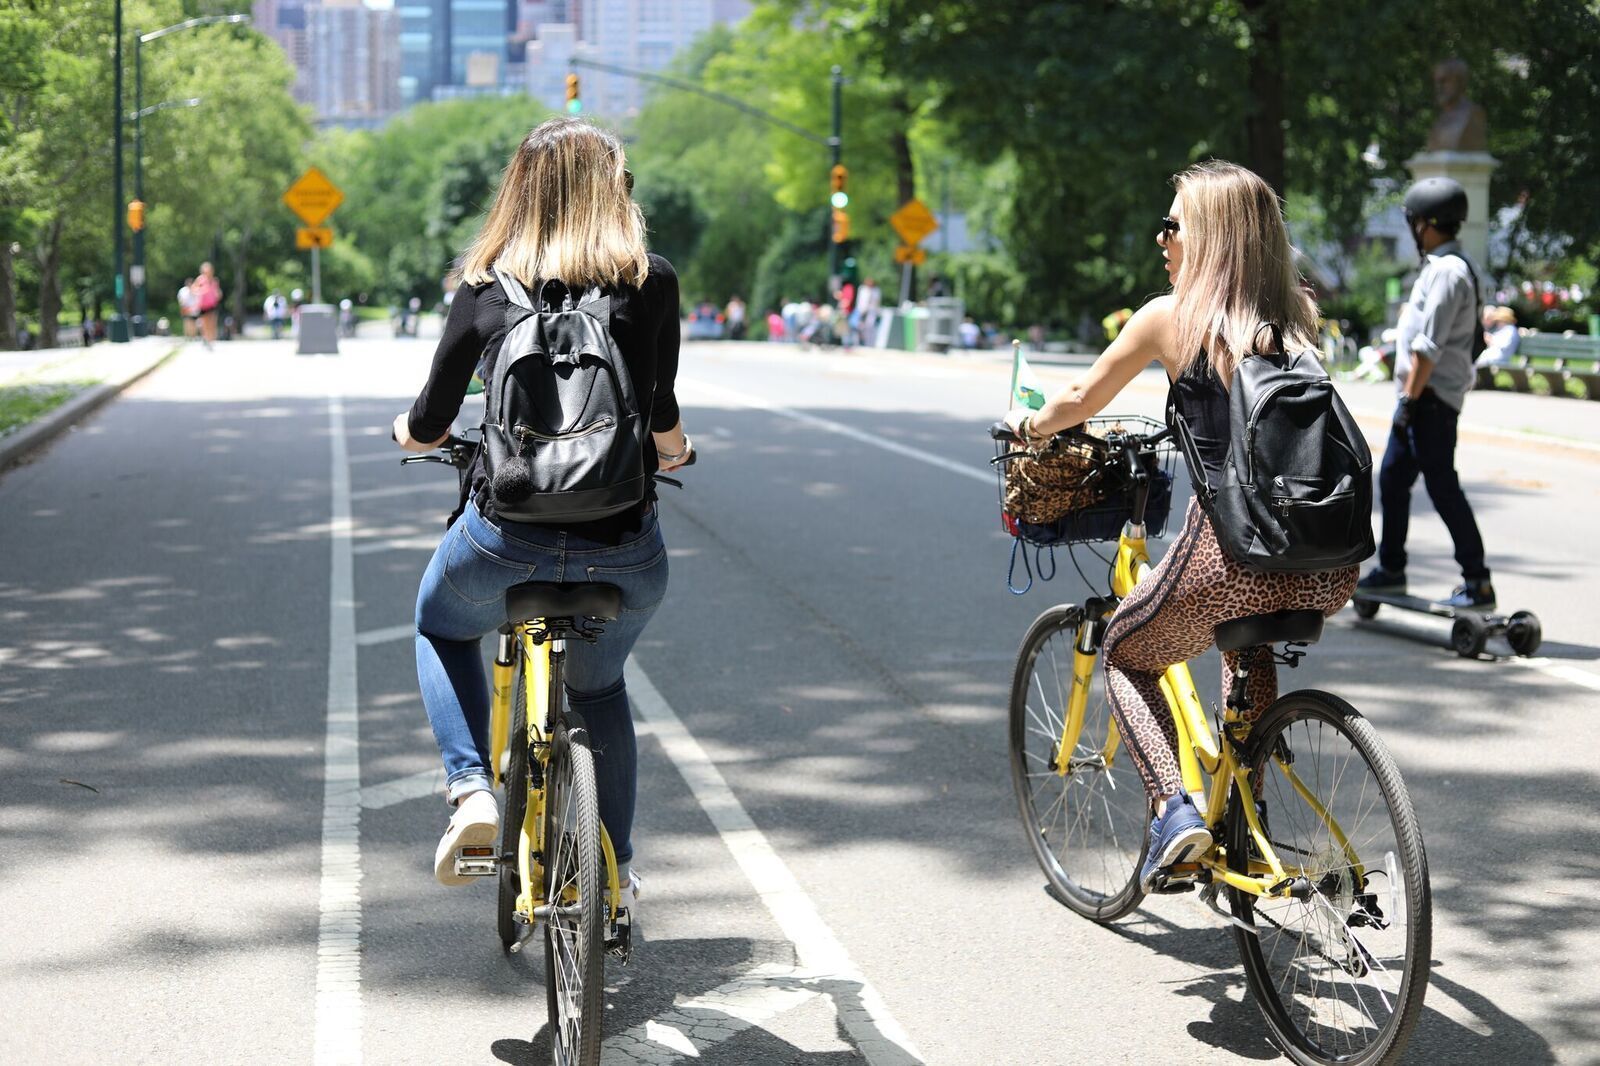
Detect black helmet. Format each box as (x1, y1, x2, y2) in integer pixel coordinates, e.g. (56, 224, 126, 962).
(1403, 177, 1468, 229)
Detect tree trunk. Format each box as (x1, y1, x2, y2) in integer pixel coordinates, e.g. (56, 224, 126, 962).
(1242, 0, 1287, 196)
(0, 236, 16, 350)
(36, 214, 63, 350)
(232, 225, 251, 334)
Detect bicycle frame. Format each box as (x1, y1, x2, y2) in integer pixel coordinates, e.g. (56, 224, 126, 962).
(488, 629, 623, 925)
(1051, 523, 1362, 900)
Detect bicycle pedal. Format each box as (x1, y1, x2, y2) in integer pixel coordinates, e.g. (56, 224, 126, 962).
(1150, 866, 1200, 894)
(606, 919, 632, 963)
(452, 845, 499, 877)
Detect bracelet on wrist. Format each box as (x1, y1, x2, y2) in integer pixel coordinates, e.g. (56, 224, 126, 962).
(659, 436, 691, 462)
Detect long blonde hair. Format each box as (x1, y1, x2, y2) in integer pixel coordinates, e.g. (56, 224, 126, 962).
(458, 118, 649, 290)
(1170, 160, 1317, 379)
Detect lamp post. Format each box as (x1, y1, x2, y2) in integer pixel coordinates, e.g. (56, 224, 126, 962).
(131, 13, 250, 337)
(111, 0, 127, 342)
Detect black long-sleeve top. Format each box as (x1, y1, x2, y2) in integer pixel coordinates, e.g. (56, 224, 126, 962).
(407, 252, 682, 542)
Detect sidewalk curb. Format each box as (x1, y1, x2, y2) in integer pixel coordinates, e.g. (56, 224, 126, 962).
(0, 342, 181, 472)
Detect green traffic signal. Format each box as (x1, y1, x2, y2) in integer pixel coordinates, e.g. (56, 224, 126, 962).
(567, 99, 582, 114)
(830, 191, 848, 209)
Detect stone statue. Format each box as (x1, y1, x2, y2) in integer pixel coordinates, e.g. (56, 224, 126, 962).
(1426, 58, 1488, 152)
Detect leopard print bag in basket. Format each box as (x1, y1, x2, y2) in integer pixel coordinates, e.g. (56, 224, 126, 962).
(1002, 435, 1111, 524)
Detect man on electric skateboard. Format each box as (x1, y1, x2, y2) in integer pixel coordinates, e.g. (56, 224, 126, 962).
(1357, 177, 1494, 610)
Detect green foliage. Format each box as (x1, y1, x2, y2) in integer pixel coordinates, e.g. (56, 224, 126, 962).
(315, 97, 547, 303)
(750, 211, 832, 316)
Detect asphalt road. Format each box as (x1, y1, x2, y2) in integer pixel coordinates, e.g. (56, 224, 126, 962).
(2, 336, 1597, 1065)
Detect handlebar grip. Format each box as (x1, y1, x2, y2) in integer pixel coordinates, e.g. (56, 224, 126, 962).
(989, 421, 1019, 442)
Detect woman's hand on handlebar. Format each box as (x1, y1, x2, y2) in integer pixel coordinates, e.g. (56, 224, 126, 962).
(392, 411, 448, 455)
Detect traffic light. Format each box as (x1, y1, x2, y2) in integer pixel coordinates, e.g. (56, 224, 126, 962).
(565, 73, 581, 114)
(831, 207, 850, 244)
(829, 164, 848, 209)
(127, 199, 146, 232)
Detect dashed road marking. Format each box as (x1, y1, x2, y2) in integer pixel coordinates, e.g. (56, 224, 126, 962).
(360, 768, 445, 811)
(355, 623, 413, 647)
(602, 963, 823, 1064)
(627, 658, 924, 1065)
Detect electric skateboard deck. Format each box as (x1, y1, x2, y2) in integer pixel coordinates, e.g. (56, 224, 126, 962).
(1350, 590, 1542, 658)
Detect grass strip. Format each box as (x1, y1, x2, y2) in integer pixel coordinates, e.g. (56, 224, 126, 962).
(0, 380, 97, 437)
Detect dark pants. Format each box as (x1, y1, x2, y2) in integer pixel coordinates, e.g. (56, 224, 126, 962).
(1377, 390, 1488, 580)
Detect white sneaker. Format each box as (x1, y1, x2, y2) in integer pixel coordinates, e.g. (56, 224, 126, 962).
(617, 869, 641, 929)
(433, 789, 499, 886)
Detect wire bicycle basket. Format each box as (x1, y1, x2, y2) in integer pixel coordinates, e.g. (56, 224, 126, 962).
(993, 414, 1177, 592)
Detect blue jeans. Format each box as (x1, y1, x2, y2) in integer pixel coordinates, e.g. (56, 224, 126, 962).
(1377, 390, 1489, 581)
(415, 500, 668, 866)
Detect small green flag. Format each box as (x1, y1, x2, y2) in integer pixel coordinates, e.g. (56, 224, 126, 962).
(1010, 340, 1046, 411)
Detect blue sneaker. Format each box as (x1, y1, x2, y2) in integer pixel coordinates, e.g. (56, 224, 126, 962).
(1140, 795, 1213, 893)
(1357, 567, 1406, 594)
(1436, 579, 1495, 611)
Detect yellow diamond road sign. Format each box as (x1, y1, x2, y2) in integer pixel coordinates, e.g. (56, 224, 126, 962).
(283, 166, 343, 227)
(890, 198, 938, 247)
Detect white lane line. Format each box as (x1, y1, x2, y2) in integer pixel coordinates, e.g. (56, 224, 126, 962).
(349, 482, 452, 502)
(682, 377, 991, 486)
(316, 394, 363, 1066)
(355, 623, 414, 647)
(1511, 656, 1600, 692)
(627, 657, 924, 1066)
(360, 768, 445, 810)
(602, 963, 823, 1064)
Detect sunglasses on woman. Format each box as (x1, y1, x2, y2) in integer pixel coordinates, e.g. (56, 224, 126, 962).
(1158, 216, 1181, 240)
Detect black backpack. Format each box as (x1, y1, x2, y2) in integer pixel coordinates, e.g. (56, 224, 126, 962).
(481, 266, 647, 523)
(1172, 340, 1375, 572)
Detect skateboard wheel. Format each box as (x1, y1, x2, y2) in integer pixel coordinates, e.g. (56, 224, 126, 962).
(1352, 598, 1379, 620)
(1451, 615, 1488, 658)
(1506, 611, 1542, 657)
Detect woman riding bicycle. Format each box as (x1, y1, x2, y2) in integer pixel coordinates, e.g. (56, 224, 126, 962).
(1004, 161, 1359, 893)
(393, 119, 693, 913)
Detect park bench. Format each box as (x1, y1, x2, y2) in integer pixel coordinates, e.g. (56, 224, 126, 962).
(1478, 330, 1600, 400)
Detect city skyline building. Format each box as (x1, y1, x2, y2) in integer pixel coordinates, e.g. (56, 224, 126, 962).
(573, 0, 750, 115)
(306, 0, 403, 125)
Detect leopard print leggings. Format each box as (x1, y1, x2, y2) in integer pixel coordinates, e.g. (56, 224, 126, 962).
(1102, 500, 1359, 798)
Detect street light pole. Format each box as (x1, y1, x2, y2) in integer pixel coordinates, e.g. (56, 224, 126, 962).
(132, 38, 145, 336)
(111, 0, 129, 343)
(130, 14, 250, 341)
(828, 65, 843, 282)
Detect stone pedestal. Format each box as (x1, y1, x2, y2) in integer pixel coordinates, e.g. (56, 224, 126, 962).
(1406, 150, 1498, 266)
(296, 304, 340, 355)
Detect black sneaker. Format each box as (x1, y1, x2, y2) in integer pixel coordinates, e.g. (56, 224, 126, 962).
(1357, 567, 1406, 594)
(1436, 579, 1495, 611)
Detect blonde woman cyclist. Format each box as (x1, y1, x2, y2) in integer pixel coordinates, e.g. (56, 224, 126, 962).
(393, 119, 693, 923)
(1004, 161, 1359, 893)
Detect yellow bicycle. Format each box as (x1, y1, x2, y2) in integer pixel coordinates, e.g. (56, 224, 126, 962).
(406, 436, 639, 1066)
(995, 417, 1431, 1066)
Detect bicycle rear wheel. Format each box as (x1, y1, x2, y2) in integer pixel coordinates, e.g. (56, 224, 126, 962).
(498, 665, 529, 950)
(1226, 690, 1430, 1066)
(543, 716, 605, 1066)
(1008, 604, 1147, 922)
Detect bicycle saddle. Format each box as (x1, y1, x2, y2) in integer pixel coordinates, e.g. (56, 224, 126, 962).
(505, 581, 623, 625)
(1214, 609, 1324, 652)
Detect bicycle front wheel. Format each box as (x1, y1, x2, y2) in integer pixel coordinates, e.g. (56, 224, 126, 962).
(1227, 690, 1431, 1066)
(542, 717, 605, 1066)
(1009, 604, 1148, 922)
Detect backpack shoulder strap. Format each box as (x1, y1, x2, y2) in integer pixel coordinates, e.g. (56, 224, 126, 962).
(491, 265, 538, 311)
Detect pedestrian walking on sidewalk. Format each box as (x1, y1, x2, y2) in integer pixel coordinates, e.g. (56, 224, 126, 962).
(178, 278, 199, 341)
(192, 262, 223, 349)
(264, 291, 288, 340)
(1356, 177, 1494, 609)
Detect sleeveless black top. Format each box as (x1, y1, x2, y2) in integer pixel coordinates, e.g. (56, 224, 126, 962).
(1167, 355, 1230, 488)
